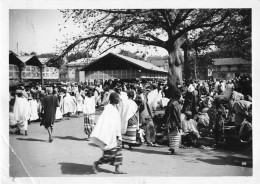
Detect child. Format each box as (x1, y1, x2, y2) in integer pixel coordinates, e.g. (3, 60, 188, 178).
(83, 90, 96, 140)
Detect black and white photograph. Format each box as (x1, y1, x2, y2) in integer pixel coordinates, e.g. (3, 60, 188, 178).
(1, 0, 260, 184)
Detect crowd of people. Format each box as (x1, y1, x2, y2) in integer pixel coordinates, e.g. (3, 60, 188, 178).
(9, 76, 252, 173)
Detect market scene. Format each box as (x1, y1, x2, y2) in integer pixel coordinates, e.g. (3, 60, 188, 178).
(6, 8, 254, 180)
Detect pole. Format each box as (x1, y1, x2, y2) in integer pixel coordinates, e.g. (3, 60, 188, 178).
(41, 65, 44, 88)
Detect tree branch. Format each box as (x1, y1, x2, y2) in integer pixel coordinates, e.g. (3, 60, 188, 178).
(57, 33, 166, 61)
(173, 10, 231, 41)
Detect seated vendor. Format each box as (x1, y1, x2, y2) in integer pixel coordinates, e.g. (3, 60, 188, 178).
(181, 111, 200, 138)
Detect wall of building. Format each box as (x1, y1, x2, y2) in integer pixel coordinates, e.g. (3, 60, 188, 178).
(213, 64, 251, 79)
(84, 69, 166, 82)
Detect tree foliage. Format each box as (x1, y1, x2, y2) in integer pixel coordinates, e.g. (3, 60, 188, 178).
(55, 9, 250, 93)
(190, 9, 251, 58)
(66, 51, 92, 62)
(118, 49, 145, 60)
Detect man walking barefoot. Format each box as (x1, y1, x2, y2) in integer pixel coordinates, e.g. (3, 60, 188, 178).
(91, 92, 126, 174)
(41, 89, 59, 143)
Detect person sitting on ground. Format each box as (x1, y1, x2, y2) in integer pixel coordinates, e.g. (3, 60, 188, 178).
(196, 108, 210, 137)
(181, 111, 200, 138)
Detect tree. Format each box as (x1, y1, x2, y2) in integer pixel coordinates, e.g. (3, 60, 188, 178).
(37, 53, 56, 58)
(181, 9, 251, 82)
(30, 51, 37, 56)
(56, 9, 243, 97)
(66, 51, 92, 62)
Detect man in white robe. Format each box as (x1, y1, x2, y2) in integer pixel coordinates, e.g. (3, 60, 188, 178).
(13, 90, 30, 135)
(91, 92, 126, 174)
(61, 91, 77, 119)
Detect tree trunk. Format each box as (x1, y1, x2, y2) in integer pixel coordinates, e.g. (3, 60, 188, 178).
(167, 38, 184, 98)
(183, 43, 192, 85)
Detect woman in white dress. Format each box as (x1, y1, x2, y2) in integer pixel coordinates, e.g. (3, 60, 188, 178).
(28, 94, 39, 122)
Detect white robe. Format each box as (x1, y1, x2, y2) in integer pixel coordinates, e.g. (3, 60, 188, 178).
(61, 93, 77, 114)
(76, 92, 83, 112)
(83, 96, 96, 114)
(120, 99, 138, 134)
(13, 96, 30, 131)
(29, 99, 39, 121)
(55, 107, 63, 120)
(90, 104, 121, 150)
(147, 89, 160, 109)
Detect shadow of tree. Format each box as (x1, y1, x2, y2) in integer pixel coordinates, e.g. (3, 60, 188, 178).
(58, 162, 114, 175)
(196, 155, 252, 168)
(16, 138, 46, 142)
(54, 136, 87, 141)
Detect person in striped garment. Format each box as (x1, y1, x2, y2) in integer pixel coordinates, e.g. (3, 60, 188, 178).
(121, 91, 139, 150)
(163, 87, 182, 155)
(91, 92, 126, 174)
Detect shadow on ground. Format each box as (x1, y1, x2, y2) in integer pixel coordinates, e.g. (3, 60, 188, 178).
(196, 155, 252, 168)
(58, 162, 114, 175)
(124, 146, 169, 155)
(16, 138, 47, 142)
(54, 136, 87, 141)
(88, 143, 99, 148)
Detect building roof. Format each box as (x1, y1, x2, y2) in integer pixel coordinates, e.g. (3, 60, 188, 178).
(115, 54, 167, 72)
(17, 55, 43, 67)
(9, 51, 25, 67)
(213, 58, 251, 66)
(81, 52, 167, 73)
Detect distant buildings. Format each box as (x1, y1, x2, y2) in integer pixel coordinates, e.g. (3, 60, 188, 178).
(59, 58, 96, 82)
(212, 58, 251, 79)
(9, 51, 59, 85)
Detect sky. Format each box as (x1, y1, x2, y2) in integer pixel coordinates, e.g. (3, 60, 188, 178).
(9, 9, 168, 57)
(9, 9, 65, 54)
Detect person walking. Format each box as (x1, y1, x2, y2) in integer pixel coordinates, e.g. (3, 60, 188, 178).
(163, 87, 182, 155)
(91, 92, 126, 174)
(83, 90, 96, 140)
(13, 89, 31, 135)
(121, 91, 139, 149)
(41, 89, 59, 142)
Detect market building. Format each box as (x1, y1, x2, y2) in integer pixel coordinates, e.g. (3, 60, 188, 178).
(80, 52, 168, 84)
(212, 58, 251, 79)
(9, 52, 59, 86)
(59, 58, 96, 83)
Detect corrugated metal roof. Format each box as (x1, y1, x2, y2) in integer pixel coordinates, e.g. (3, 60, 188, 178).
(213, 58, 251, 65)
(115, 53, 167, 73)
(81, 52, 168, 73)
